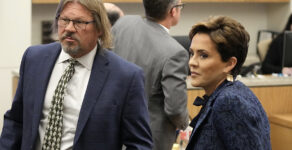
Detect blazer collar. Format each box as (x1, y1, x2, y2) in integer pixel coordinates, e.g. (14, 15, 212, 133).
(191, 80, 232, 137)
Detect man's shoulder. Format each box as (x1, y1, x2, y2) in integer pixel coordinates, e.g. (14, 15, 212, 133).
(213, 81, 258, 111)
(29, 42, 61, 50)
(153, 36, 188, 57)
(114, 15, 142, 27)
(27, 42, 61, 54)
(120, 15, 142, 22)
(24, 42, 61, 58)
(103, 49, 143, 72)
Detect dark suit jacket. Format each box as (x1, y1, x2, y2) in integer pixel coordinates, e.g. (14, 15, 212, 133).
(112, 15, 189, 150)
(186, 80, 271, 150)
(0, 42, 153, 150)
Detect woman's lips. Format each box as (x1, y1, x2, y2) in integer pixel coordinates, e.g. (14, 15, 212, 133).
(190, 71, 200, 77)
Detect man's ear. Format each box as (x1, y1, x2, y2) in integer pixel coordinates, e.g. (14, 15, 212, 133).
(170, 7, 176, 17)
(97, 31, 103, 37)
(224, 56, 237, 73)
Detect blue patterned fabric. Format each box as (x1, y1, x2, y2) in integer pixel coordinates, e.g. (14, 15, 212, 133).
(186, 80, 271, 150)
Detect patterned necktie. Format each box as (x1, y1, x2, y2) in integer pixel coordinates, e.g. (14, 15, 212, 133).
(42, 59, 77, 150)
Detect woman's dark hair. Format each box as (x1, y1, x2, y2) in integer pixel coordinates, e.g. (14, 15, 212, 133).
(189, 16, 250, 79)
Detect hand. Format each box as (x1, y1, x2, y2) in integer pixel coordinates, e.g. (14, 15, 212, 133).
(282, 67, 292, 76)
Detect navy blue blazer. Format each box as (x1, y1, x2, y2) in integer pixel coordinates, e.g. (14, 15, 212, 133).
(186, 80, 271, 150)
(0, 42, 153, 150)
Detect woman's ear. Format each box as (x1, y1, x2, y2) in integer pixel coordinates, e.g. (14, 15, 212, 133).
(224, 56, 237, 73)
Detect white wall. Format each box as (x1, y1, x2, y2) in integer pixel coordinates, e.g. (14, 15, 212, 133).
(0, 1, 31, 133)
(267, 3, 290, 31)
(32, 4, 58, 45)
(32, 2, 286, 65)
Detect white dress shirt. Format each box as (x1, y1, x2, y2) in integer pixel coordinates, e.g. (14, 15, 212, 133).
(36, 45, 97, 150)
(159, 24, 170, 33)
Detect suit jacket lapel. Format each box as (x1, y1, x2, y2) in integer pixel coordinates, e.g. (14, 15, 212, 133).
(74, 50, 110, 144)
(31, 44, 62, 142)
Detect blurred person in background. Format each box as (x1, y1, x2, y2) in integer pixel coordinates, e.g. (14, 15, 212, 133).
(112, 0, 189, 149)
(261, 13, 292, 75)
(104, 3, 124, 26)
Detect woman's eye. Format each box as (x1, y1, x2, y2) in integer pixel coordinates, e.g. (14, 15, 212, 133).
(189, 51, 194, 57)
(200, 53, 208, 59)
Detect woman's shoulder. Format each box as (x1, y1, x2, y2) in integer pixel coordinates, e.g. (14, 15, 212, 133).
(212, 81, 259, 111)
(216, 80, 252, 98)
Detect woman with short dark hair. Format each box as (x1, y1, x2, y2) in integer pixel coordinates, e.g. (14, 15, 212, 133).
(186, 16, 271, 150)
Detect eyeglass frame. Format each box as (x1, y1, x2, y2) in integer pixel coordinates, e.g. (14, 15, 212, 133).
(171, 3, 185, 11)
(56, 16, 96, 31)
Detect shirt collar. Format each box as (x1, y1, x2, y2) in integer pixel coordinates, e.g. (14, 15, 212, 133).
(58, 44, 97, 70)
(159, 24, 169, 33)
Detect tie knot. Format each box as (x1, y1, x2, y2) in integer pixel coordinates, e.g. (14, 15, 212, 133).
(68, 58, 78, 66)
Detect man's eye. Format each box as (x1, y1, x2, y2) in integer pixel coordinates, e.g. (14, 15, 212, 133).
(63, 19, 70, 22)
(75, 20, 83, 24)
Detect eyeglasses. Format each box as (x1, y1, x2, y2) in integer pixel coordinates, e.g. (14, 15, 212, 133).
(57, 17, 95, 30)
(172, 3, 185, 10)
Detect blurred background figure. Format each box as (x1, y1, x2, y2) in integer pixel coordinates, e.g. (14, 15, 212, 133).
(261, 13, 292, 75)
(104, 3, 124, 26)
(112, 0, 189, 150)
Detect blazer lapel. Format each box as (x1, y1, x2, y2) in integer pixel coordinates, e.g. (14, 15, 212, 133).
(189, 80, 231, 140)
(74, 50, 110, 144)
(191, 100, 212, 137)
(31, 44, 62, 143)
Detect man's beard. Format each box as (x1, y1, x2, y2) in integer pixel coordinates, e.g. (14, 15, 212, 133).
(61, 32, 82, 56)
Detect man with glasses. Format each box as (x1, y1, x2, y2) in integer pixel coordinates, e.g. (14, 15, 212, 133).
(112, 0, 188, 150)
(0, 0, 153, 150)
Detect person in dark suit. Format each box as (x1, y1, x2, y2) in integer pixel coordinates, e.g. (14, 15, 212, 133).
(187, 16, 271, 150)
(112, 0, 189, 150)
(0, 0, 152, 149)
(261, 13, 292, 75)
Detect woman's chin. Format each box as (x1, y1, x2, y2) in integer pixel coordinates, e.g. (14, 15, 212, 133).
(190, 80, 200, 87)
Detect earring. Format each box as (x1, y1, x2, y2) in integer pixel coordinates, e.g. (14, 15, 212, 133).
(227, 74, 234, 82)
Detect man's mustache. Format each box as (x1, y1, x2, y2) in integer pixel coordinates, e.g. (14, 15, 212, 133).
(61, 32, 78, 41)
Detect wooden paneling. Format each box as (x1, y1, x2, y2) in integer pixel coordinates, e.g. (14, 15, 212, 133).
(270, 114, 292, 150)
(187, 85, 292, 119)
(250, 86, 292, 117)
(32, 0, 289, 4)
(32, 0, 60, 4)
(183, 0, 289, 2)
